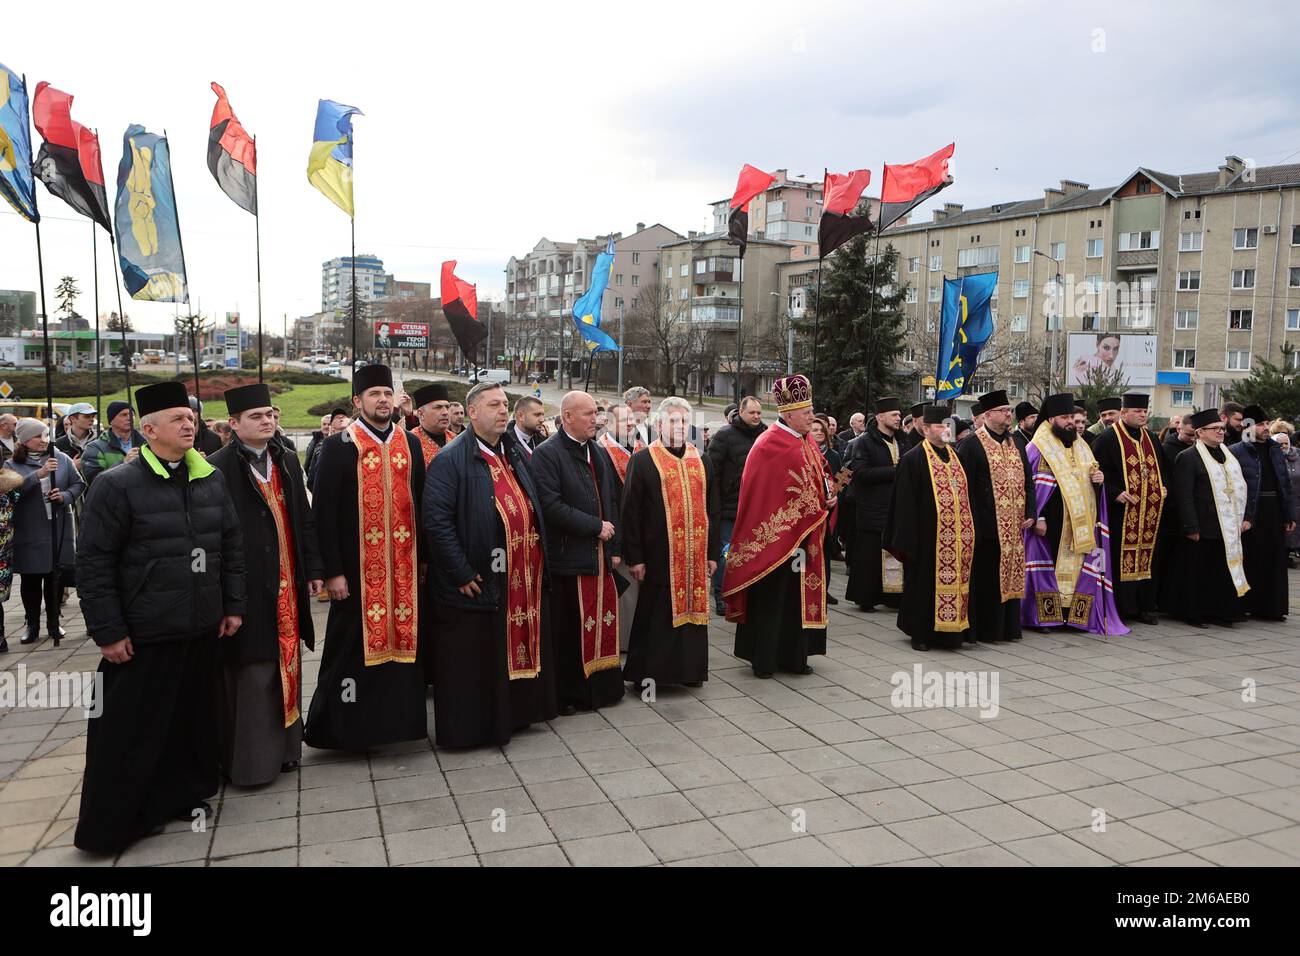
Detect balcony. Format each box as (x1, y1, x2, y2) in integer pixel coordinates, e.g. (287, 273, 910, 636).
(692, 304, 740, 325)
(1116, 249, 1159, 270)
(692, 257, 738, 283)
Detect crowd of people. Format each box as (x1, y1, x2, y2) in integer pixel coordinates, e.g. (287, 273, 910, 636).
(2, 366, 1293, 856)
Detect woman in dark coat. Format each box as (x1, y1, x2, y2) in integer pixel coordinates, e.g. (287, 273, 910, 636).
(4, 418, 83, 646)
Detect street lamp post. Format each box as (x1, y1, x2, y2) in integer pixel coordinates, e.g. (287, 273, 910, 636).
(1034, 249, 1064, 392)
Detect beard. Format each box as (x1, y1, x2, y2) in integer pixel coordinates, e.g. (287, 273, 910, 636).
(1051, 423, 1077, 446)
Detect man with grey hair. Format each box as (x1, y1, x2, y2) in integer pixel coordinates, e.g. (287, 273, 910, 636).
(622, 396, 721, 689)
(531, 390, 625, 714)
(624, 386, 654, 446)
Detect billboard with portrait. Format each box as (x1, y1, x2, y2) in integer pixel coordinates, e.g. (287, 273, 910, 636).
(1067, 332, 1156, 387)
(374, 320, 429, 349)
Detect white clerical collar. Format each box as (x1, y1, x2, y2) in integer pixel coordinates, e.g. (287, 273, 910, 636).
(513, 424, 535, 446)
(775, 420, 802, 439)
(477, 436, 505, 458)
(357, 417, 392, 442)
(561, 428, 591, 460)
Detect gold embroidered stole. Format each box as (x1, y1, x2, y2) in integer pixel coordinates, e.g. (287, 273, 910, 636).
(1031, 424, 1097, 600)
(349, 423, 418, 666)
(882, 436, 904, 593)
(598, 432, 632, 483)
(648, 441, 710, 627)
(253, 465, 301, 727)
(922, 441, 975, 632)
(976, 427, 1027, 601)
(484, 447, 545, 679)
(412, 427, 443, 468)
(1194, 440, 1250, 597)
(1112, 423, 1165, 581)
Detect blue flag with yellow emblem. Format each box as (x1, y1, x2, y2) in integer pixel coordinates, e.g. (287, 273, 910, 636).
(307, 99, 361, 217)
(935, 271, 998, 399)
(113, 126, 189, 302)
(0, 64, 38, 222)
(572, 237, 620, 353)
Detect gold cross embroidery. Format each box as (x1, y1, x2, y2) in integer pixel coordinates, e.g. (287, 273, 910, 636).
(363, 451, 380, 471)
(603, 610, 615, 627)
(392, 451, 407, 470)
(365, 526, 385, 546)
(584, 615, 596, 632)
(393, 526, 411, 544)
(512, 607, 528, 627)
(366, 603, 386, 623)
(394, 604, 413, 623)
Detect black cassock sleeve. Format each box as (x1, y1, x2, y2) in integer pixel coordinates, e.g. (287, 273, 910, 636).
(312, 437, 347, 581)
(1092, 429, 1126, 505)
(705, 455, 722, 562)
(620, 454, 647, 568)
(883, 449, 923, 564)
(1174, 449, 1200, 537)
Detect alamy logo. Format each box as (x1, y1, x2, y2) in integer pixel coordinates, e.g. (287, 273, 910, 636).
(890, 664, 1000, 719)
(49, 886, 151, 936)
(0, 666, 103, 718)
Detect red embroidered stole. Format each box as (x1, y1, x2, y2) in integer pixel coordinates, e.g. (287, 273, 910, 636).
(975, 427, 1027, 601)
(1113, 423, 1165, 582)
(578, 454, 619, 677)
(648, 441, 710, 627)
(922, 441, 975, 632)
(253, 465, 301, 727)
(598, 432, 632, 483)
(348, 422, 419, 666)
(412, 427, 443, 468)
(484, 446, 544, 680)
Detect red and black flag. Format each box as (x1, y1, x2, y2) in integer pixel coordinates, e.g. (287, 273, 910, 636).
(30, 82, 110, 230)
(208, 82, 257, 215)
(726, 163, 775, 258)
(440, 260, 486, 360)
(818, 168, 872, 258)
(878, 142, 954, 234)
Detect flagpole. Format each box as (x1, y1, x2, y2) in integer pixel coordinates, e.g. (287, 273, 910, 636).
(812, 166, 826, 399)
(350, 217, 357, 369)
(31, 206, 55, 433)
(253, 134, 263, 383)
(91, 220, 102, 423)
(734, 246, 745, 406)
(108, 237, 134, 405)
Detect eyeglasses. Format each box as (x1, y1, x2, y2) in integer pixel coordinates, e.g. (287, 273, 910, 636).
(1199, 425, 1226, 433)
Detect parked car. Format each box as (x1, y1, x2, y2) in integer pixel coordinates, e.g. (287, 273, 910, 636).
(199, 359, 218, 370)
(470, 368, 511, 385)
(0, 401, 72, 425)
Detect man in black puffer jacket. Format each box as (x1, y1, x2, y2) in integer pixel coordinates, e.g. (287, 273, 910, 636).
(74, 382, 246, 855)
(707, 396, 766, 613)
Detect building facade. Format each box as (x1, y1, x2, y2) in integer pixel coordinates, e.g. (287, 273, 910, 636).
(321, 254, 388, 315)
(880, 156, 1300, 415)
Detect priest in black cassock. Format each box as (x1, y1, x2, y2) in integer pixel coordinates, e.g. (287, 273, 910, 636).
(1090, 392, 1168, 625)
(1166, 408, 1250, 627)
(210, 384, 324, 784)
(884, 405, 975, 651)
(1011, 401, 1038, 453)
(1230, 405, 1297, 621)
(531, 390, 625, 715)
(901, 402, 928, 452)
(75, 382, 245, 852)
(622, 397, 721, 690)
(424, 381, 557, 747)
(409, 382, 451, 469)
(846, 397, 905, 612)
(957, 390, 1034, 643)
(304, 364, 428, 752)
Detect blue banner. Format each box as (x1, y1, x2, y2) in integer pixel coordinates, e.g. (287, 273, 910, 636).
(572, 237, 620, 352)
(114, 126, 188, 302)
(0, 64, 38, 222)
(935, 271, 998, 399)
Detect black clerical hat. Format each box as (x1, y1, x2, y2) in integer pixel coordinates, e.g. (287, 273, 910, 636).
(875, 396, 901, 414)
(909, 402, 929, 419)
(1242, 404, 1269, 421)
(1039, 393, 1076, 420)
(136, 382, 191, 418)
(922, 405, 951, 425)
(1014, 401, 1037, 422)
(1098, 396, 1122, 413)
(224, 383, 273, 416)
(978, 390, 1009, 412)
(1188, 408, 1219, 429)
(353, 364, 394, 396)
(413, 383, 450, 408)
(1121, 393, 1150, 410)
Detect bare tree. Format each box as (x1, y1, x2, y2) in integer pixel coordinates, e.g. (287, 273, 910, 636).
(625, 280, 701, 395)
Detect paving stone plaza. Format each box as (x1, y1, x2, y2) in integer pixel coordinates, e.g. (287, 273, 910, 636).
(2, 575, 1297, 868)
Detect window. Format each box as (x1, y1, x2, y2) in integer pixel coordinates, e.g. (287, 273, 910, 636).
(1179, 231, 1203, 252)
(1083, 274, 1103, 294)
(631, 252, 640, 265)
(905, 287, 918, 303)
(1290, 267, 1300, 287)
(928, 286, 941, 302)
(929, 254, 942, 271)
(679, 264, 688, 277)
(908, 257, 919, 274)
(1177, 271, 1201, 291)
(615, 273, 623, 286)
(1176, 309, 1198, 329)
(1293, 224, 1300, 246)
(1184, 209, 1202, 220)
(1290, 351, 1300, 372)
(1233, 227, 1258, 250)
(803, 225, 813, 237)
(631, 275, 639, 287)
(1137, 181, 1151, 194)
(1082, 313, 1102, 331)
(1012, 279, 1030, 298)
(695, 259, 706, 274)
(1009, 348, 1024, 366)
(1051, 241, 1066, 260)
(1045, 314, 1062, 331)
(1228, 308, 1253, 330)
(1170, 388, 1194, 407)
(1231, 268, 1255, 289)
(1086, 238, 1103, 258)
(1014, 245, 1029, 263)
(1007, 382, 1026, 400)
(1011, 313, 1028, 332)
(1173, 348, 1196, 369)
(1288, 308, 1300, 331)
(957, 246, 999, 267)
(806, 206, 813, 218)
(1119, 230, 1159, 251)
(614, 297, 624, 308)
(1226, 350, 1251, 371)
(902, 347, 915, 363)
(804, 245, 811, 256)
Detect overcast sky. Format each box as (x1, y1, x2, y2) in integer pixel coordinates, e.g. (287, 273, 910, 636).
(3, 0, 1297, 334)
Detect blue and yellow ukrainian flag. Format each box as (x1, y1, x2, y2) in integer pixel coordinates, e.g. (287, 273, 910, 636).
(572, 238, 621, 353)
(0, 63, 38, 222)
(113, 126, 188, 303)
(935, 270, 998, 399)
(307, 99, 362, 217)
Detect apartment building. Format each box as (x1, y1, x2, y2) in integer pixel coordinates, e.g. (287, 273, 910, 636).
(880, 155, 1300, 415)
(321, 254, 388, 315)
